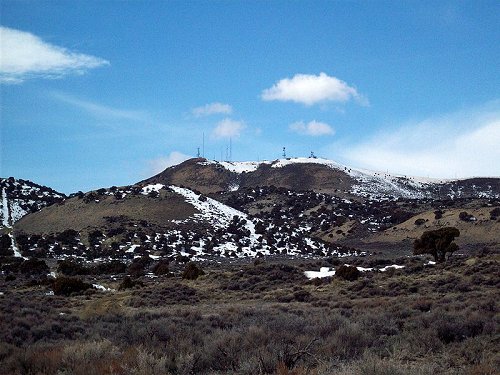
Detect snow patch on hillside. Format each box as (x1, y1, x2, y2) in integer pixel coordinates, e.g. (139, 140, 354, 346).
(1, 188, 9, 227)
(1, 178, 65, 228)
(198, 160, 267, 174)
(305, 264, 405, 279)
(170, 185, 248, 228)
(271, 157, 344, 170)
(304, 267, 335, 279)
(200, 157, 451, 198)
(169, 185, 264, 256)
(141, 184, 164, 195)
(0, 188, 31, 227)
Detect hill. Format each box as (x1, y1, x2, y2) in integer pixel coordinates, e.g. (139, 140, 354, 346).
(6, 157, 498, 262)
(143, 157, 500, 199)
(0, 177, 65, 229)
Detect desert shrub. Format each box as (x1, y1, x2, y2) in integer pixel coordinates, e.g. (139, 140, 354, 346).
(414, 218, 426, 226)
(0, 234, 13, 256)
(88, 229, 103, 246)
(336, 265, 361, 281)
(127, 283, 199, 307)
(459, 211, 475, 222)
(292, 289, 312, 302)
(434, 210, 443, 220)
(152, 260, 170, 276)
(13, 233, 31, 253)
(55, 229, 79, 246)
(490, 207, 500, 220)
(412, 299, 432, 312)
(119, 276, 143, 290)
(57, 259, 89, 275)
(436, 316, 485, 344)
(390, 209, 413, 224)
(19, 258, 49, 275)
(52, 277, 92, 296)
(148, 190, 159, 198)
(334, 353, 439, 375)
(182, 262, 205, 280)
(127, 256, 151, 278)
(93, 260, 126, 275)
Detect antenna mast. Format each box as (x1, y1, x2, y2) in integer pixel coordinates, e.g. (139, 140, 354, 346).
(282, 147, 286, 158)
(197, 147, 200, 158)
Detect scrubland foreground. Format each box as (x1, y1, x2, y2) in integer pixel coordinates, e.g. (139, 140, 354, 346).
(0, 249, 498, 375)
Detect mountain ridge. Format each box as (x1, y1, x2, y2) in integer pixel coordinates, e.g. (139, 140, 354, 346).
(142, 157, 500, 199)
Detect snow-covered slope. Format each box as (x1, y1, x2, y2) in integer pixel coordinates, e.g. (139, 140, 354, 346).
(196, 157, 498, 199)
(0, 178, 65, 228)
(166, 184, 353, 258)
(198, 160, 266, 174)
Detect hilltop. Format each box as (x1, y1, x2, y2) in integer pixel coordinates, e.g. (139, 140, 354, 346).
(144, 157, 500, 199)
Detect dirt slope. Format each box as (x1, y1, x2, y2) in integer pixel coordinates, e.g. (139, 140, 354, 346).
(364, 206, 499, 252)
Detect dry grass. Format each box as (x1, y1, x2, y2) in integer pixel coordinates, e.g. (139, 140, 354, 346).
(0, 250, 498, 374)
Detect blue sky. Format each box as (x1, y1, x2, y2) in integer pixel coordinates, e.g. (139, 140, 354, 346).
(1, 0, 499, 193)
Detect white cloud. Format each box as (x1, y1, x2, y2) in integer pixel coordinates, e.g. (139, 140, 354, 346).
(0, 26, 109, 84)
(261, 72, 363, 106)
(148, 151, 191, 175)
(50, 91, 148, 122)
(289, 120, 335, 136)
(192, 102, 232, 117)
(212, 118, 245, 139)
(340, 104, 500, 178)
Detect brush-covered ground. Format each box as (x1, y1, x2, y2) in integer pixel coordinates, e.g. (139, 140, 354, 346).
(0, 247, 498, 375)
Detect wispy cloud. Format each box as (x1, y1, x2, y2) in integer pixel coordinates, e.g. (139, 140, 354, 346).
(340, 102, 500, 178)
(289, 120, 335, 136)
(147, 151, 191, 175)
(50, 91, 149, 122)
(262, 72, 365, 106)
(212, 118, 245, 139)
(192, 102, 232, 117)
(0, 26, 109, 84)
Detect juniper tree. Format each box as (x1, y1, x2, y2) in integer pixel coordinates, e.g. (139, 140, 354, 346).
(413, 227, 460, 262)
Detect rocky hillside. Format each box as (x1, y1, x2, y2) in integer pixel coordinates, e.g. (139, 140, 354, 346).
(0, 177, 65, 229)
(143, 157, 500, 199)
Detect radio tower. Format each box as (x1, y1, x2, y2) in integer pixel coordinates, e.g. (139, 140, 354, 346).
(282, 147, 286, 158)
